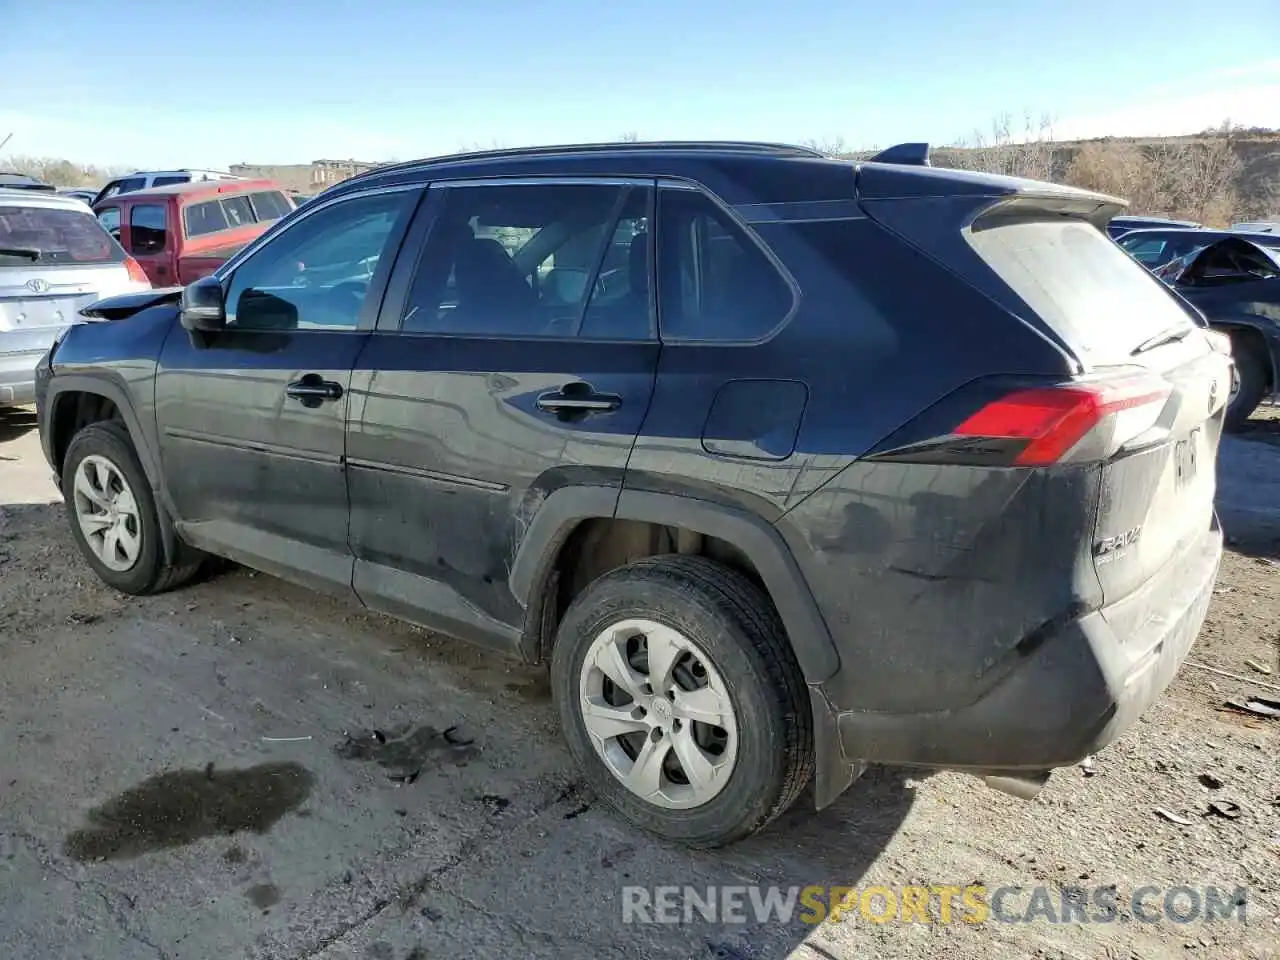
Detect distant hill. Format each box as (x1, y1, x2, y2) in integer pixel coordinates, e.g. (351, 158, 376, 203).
(863, 129, 1280, 224)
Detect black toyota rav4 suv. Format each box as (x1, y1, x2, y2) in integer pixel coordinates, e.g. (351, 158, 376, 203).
(36, 141, 1230, 847)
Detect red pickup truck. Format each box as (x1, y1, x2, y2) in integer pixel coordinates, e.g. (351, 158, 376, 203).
(92, 179, 293, 287)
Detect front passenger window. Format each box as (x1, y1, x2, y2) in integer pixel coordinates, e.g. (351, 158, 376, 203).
(224, 189, 415, 332)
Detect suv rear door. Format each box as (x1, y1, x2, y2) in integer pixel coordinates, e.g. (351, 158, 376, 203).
(346, 178, 659, 650)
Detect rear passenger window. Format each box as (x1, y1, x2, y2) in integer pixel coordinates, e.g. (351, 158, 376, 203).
(185, 200, 229, 237)
(129, 204, 167, 254)
(402, 181, 652, 340)
(151, 175, 188, 187)
(656, 189, 793, 341)
(221, 195, 254, 228)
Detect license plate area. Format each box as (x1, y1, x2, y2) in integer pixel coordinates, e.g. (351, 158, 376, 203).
(1174, 427, 1202, 490)
(0, 297, 82, 330)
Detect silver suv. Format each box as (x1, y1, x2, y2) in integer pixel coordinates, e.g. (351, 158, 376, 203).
(1, 190, 151, 405)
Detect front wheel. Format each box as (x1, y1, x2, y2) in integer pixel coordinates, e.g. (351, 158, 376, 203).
(62, 421, 202, 595)
(550, 555, 813, 847)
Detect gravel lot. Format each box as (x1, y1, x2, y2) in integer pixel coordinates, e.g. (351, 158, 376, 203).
(1, 404, 1277, 960)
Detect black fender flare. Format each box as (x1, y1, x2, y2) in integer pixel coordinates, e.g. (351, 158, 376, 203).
(45, 375, 160, 484)
(44, 374, 185, 565)
(508, 486, 840, 684)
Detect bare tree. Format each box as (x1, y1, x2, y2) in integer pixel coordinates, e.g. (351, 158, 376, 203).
(799, 136, 849, 156)
(941, 112, 1059, 181)
(1063, 121, 1244, 226)
(0, 154, 133, 187)
(618, 131, 639, 143)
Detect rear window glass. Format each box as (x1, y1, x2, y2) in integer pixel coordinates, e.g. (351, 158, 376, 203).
(249, 190, 291, 222)
(967, 219, 1192, 364)
(0, 204, 125, 265)
(185, 200, 229, 237)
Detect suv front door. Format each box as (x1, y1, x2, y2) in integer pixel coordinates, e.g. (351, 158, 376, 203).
(346, 179, 658, 650)
(154, 185, 421, 594)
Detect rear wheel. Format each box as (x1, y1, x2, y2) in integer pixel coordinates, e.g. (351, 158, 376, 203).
(62, 422, 202, 595)
(1225, 339, 1268, 431)
(551, 555, 812, 847)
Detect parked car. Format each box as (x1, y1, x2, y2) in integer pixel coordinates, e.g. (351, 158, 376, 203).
(36, 141, 1230, 846)
(1231, 221, 1278, 234)
(1150, 235, 1280, 428)
(1106, 214, 1201, 240)
(0, 172, 56, 193)
(91, 169, 244, 207)
(1, 190, 150, 405)
(1118, 227, 1280, 269)
(57, 188, 99, 206)
(93, 180, 294, 287)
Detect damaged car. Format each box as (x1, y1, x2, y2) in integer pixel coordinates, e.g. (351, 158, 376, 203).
(1153, 235, 1280, 429)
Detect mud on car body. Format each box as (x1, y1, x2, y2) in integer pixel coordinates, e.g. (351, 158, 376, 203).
(37, 141, 1229, 846)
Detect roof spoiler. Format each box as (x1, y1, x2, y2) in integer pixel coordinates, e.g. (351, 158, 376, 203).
(868, 142, 931, 167)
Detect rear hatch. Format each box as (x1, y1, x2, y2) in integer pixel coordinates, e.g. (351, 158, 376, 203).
(1, 201, 148, 356)
(860, 174, 1231, 615)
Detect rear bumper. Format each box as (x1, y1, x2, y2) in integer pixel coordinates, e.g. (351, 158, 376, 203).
(0, 350, 43, 405)
(815, 517, 1222, 778)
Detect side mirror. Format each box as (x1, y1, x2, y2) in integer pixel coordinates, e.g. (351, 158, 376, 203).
(180, 276, 226, 331)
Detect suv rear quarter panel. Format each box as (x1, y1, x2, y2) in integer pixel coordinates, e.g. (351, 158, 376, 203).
(626, 212, 1075, 514)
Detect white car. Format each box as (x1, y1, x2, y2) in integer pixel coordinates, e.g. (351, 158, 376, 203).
(0, 190, 151, 405)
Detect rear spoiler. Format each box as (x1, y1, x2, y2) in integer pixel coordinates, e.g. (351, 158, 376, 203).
(856, 142, 1126, 230)
(80, 287, 183, 321)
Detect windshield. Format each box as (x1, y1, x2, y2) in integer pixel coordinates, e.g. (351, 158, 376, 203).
(968, 218, 1193, 365)
(0, 204, 126, 266)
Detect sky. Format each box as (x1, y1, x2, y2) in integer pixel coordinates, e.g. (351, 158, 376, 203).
(2, 0, 1278, 171)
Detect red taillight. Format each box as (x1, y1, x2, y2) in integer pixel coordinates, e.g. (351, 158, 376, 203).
(124, 256, 150, 285)
(955, 378, 1171, 466)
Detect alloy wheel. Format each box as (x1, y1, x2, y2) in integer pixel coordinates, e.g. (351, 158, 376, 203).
(578, 618, 738, 809)
(72, 454, 142, 572)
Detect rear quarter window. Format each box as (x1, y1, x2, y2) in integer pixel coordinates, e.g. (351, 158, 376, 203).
(967, 219, 1193, 365)
(249, 190, 292, 222)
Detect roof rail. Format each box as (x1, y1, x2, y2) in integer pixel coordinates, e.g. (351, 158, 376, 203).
(346, 140, 826, 184)
(868, 143, 931, 167)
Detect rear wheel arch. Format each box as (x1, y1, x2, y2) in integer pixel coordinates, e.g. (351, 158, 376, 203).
(509, 486, 839, 684)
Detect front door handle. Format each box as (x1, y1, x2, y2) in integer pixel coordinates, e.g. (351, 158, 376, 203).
(286, 375, 344, 408)
(536, 382, 622, 419)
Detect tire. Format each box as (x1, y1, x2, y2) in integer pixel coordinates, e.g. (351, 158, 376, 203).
(550, 554, 813, 847)
(1225, 340, 1268, 432)
(61, 421, 202, 595)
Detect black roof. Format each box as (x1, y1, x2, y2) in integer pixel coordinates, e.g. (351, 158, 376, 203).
(328, 140, 853, 207)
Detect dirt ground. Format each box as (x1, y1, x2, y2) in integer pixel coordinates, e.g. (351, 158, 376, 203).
(1, 404, 1277, 960)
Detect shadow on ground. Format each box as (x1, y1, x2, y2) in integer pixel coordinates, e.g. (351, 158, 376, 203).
(0, 406, 38, 445)
(1218, 430, 1280, 561)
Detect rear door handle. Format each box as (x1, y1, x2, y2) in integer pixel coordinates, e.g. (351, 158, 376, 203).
(286, 376, 344, 407)
(536, 383, 622, 418)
